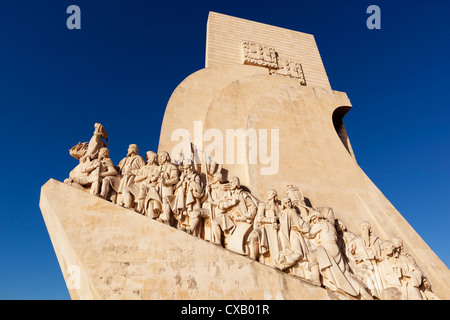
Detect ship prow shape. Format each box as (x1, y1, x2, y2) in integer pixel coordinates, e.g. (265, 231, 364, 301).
(40, 12, 449, 300)
(40, 179, 347, 300)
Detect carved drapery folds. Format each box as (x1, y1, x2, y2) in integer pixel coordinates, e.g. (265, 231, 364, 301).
(64, 124, 439, 300)
(242, 40, 306, 85)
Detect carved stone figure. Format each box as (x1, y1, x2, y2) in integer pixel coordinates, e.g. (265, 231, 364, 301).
(276, 198, 308, 268)
(204, 172, 233, 245)
(141, 154, 163, 219)
(359, 221, 382, 261)
(247, 189, 280, 264)
(335, 219, 357, 254)
(69, 142, 88, 161)
(65, 160, 90, 191)
(391, 237, 423, 299)
(285, 185, 310, 221)
(122, 151, 159, 214)
(65, 123, 110, 192)
(213, 177, 258, 255)
(79, 123, 109, 163)
(84, 147, 117, 195)
(420, 277, 440, 300)
(65, 147, 117, 195)
(171, 159, 205, 235)
(379, 240, 423, 300)
(156, 151, 180, 225)
(100, 144, 145, 203)
(226, 177, 258, 223)
(68, 123, 108, 162)
(276, 197, 322, 285)
(338, 220, 382, 299)
(391, 237, 420, 271)
(247, 206, 269, 263)
(306, 210, 373, 299)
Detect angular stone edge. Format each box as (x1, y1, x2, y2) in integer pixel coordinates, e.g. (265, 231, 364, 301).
(39, 179, 100, 299)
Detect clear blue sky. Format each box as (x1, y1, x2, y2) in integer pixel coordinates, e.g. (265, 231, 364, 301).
(0, 0, 448, 299)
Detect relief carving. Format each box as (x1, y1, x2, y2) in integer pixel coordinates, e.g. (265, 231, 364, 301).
(242, 41, 278, 69)
(64, 123, 440, 300)
(242, 41, 306, 85)
(273, 59, 307, 85)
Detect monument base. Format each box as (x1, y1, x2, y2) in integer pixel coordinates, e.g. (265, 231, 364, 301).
(40, 179, 349, 300)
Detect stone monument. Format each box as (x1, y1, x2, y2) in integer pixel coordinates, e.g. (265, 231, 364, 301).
(40, 12, 449, 300)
